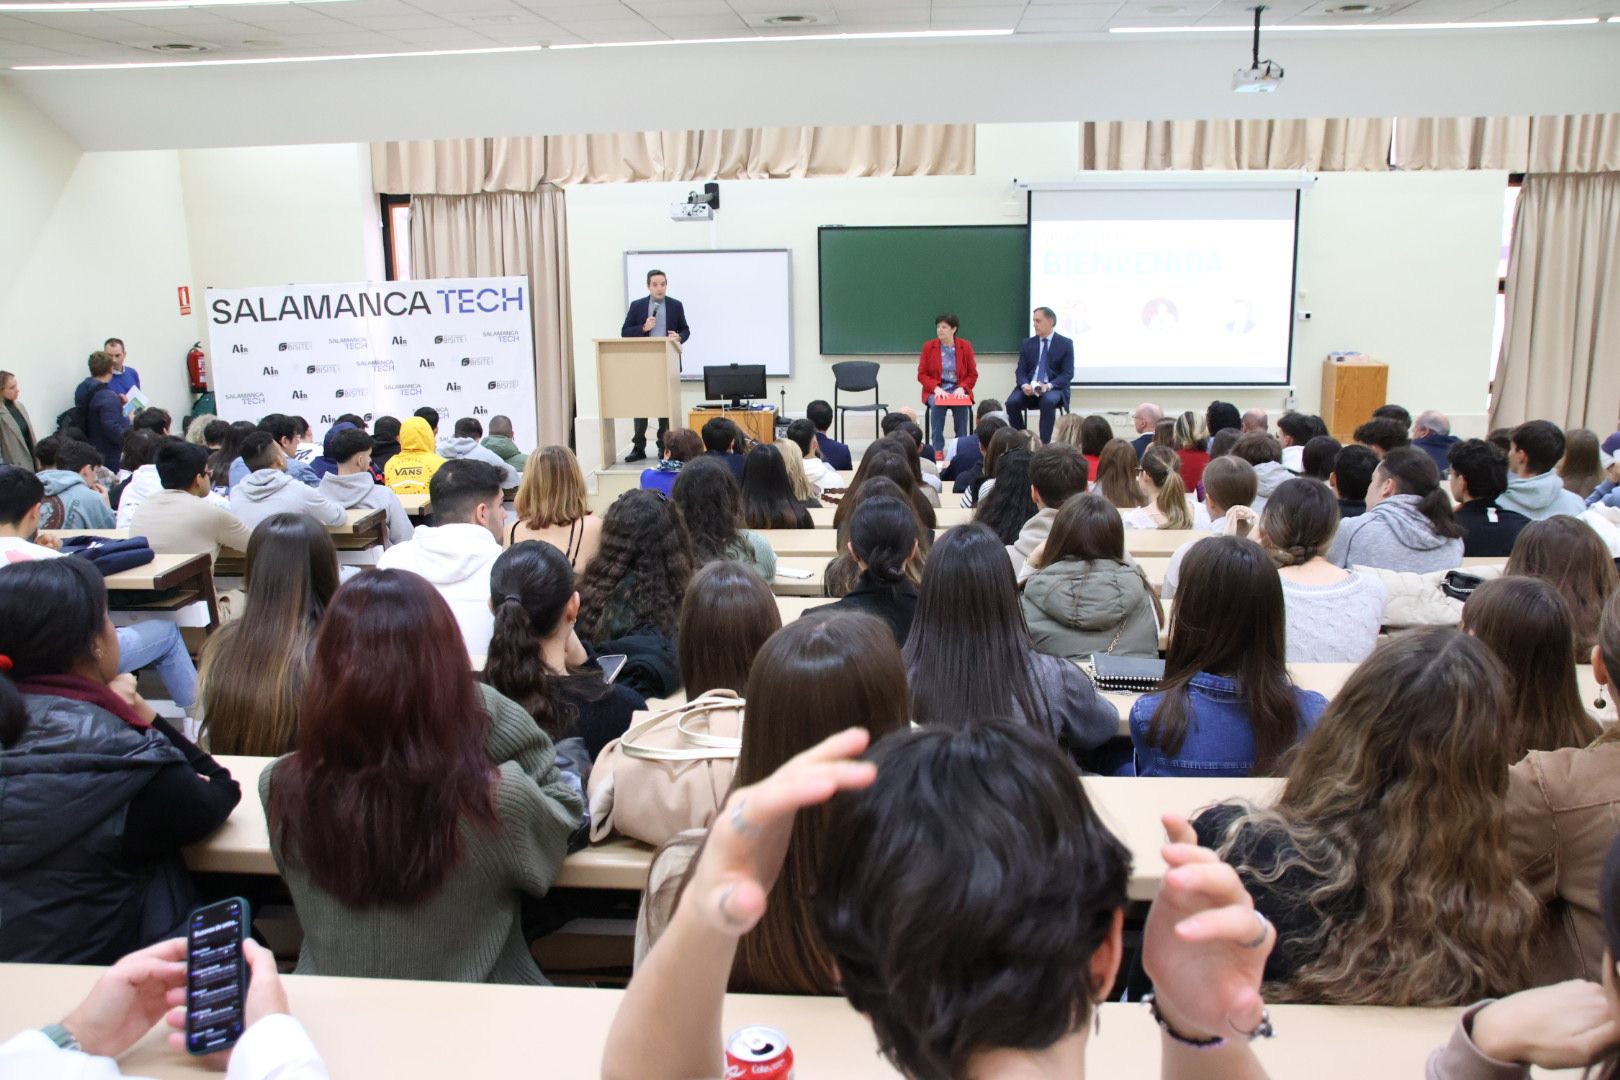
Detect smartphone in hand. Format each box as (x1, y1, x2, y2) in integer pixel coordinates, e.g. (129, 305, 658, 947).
(185, 897, 252, 1056)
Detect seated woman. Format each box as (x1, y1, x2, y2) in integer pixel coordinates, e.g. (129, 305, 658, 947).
(676, 560, 781, 699)
(972, 448, 1037, 547)
(198, 513, 340, 756)
(636, 612, 908, 992)
(1132, 536, 1326, 777)
(916, 313, 977, 456)
(507, 445, 602, 571)
(262, 569, 582, 984)
(1023, 492, 1161, 661)
(576, 489, 694, 648)
(0, 557, 240, 964)
(822, 476, 931, 598)
(486, 541, 647, 762)
(1079, 414, 1113, 477)
(740, 443, 812, 530)
(1328, 446, 1465, 574)
(833, 439, 938, 534)
(907, 524, 1117, 768)
(639, 427, 704, 499)
(964, 425, 1031, 509)
(770, 435, 822, 509)
(672, 456, 777, 582)
(808, 493, 919, 645)
(1162, 456, 1259, 601)
(1257, 478, 1386, 664)
(1195, 627, 1537, 1005)
(1093, 437, 1146, 511)
(1174, 410, 1212, 491)
(1124, 445, 1195, 530)
(1506, 515, 1619, 659)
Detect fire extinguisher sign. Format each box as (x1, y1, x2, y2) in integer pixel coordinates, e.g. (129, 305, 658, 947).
(178, 286, 192, 316)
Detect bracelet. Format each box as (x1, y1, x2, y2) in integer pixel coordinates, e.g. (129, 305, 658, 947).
(40, 1023, 80, 1052)
(1146, 995, 1274, 1048)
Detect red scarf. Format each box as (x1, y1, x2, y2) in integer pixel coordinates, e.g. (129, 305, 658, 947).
(15, 673, 153, 730)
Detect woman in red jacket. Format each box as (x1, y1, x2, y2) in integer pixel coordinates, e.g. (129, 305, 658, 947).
(917, 313, 978, 458)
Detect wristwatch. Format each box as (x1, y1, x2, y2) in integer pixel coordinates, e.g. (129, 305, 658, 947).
(41, 1023, 81, 1052)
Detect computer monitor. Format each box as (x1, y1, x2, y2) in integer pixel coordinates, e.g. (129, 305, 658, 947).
(703, 364, 767, 408)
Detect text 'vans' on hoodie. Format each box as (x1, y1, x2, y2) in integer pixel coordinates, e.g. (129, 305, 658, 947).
(319, 470, 414, 546)
(1248, 461, 1294, 517)
(1021, 557, 1161, 661)
(1496, 469, 1588, 522)
(229, 468, 347, 533)
(376, 522, 500, 659)
(1327, 493, 1463, 574)
(386, 417, 445, 496)
(36, 470, 115, 530)
(113, 464, 162, 529)
(437, 435, 521, 489)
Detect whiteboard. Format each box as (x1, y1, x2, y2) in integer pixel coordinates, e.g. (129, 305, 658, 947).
(624, 249, 793, 380)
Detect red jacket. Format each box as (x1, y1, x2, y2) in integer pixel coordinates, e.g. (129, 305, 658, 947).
(917, 337, 978, 403)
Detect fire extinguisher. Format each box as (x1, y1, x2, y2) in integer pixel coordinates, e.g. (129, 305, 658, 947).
(187, 342, 208, 392)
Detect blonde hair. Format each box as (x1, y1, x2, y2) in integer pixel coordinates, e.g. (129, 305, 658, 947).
(774, 438, 815, 503)
(1173, 411, 1207, 452)
(515, 446, 589, 529)
(1049, 413, 1084, 450)
(1139, 446, 1193, 529)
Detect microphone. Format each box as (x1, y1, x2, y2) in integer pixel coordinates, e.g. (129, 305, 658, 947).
(651, 301, 661, 317)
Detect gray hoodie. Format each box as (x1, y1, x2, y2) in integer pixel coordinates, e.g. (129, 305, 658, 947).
(37, 470, 115, 530)
(1248, 461, 1294, 517)
(1327, 493, 1463, 574)
(318, 471, 414, 546)
(1496, 469, 1587, 522)
(229, 468, 347, 533)
(1020, 558, 1161, 661)
(437, 435, 521, 489)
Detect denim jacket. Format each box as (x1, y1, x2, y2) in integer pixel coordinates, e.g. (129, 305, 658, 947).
(1129, 672, 1327, 777)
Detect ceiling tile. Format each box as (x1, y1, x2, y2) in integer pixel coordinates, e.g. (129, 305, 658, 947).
(645, 12, 751, 27)
(626, 0, 736, 12)
(929, 5, 1022, 21)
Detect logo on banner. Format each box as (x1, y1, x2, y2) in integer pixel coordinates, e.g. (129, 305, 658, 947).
(320, 412, 376, 423)
(460, 356, 494, 368)
(392, 336, 408, 345)
(483, 330, 522, 344)
(435, 334, 467, 345)
(225, 391, 267, 407)
(487, 379, 519, 391)
(329, 336, 368, 350)
(355, 358, 396, 372)
(231, 345, 249, 354)
(418, 359, 435, 368)
(278, 341, 313, 352)
(384, 383, 424, 397)
(306, 363, 340, 375)
(446, 382, 462, 392)
(333, 387, 368, 400)
(473, 405, 489, 415)
(261, 366, 280, 376)
(292, 390, 308, 400)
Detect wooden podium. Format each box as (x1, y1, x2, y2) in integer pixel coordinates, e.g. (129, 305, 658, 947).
(1320, 357, 1388, 442)
(595, 338, 681, 462)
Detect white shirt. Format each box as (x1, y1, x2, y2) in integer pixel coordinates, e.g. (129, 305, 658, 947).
(0, 1014, 328, 1080)
(0, 536, 64, 564)
(801, 457, 839, 498)
(376, 523, 501, 660)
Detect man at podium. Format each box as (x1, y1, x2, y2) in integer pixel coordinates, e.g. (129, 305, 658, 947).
(620, 268, 692, 462)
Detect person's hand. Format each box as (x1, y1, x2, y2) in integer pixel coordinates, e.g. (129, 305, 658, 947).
(667, 331, 682, 341)
(108, 673, 159, 726)
(1027, 539, 1048, 567)
(564, 627, 588, 668)
(61, 938, 188, 1057)
(164, 940, 290, 1062)
(677, 728, 877, 937)
(642, 316, 657, 333)
(1021, 383, 1034, 395)
(1142, 815, 1272, 1042)
(1469, 981, 1619, 1067)
(35, 531, 62, 551)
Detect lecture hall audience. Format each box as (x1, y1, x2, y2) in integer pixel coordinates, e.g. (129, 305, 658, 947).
(1259, 478, 1387, 664)
(1023, 492, 1161, 662)
(1327, 446, 1465, 573)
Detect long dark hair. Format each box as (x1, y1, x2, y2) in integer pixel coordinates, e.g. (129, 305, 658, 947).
(678, 561, 781, 696)
(199, 514, 340, 756)
(207, 420, 256, 490)
(1507, 516, 1619, 659)
(974, 449, 1036, 545)
(267, 570, 498, 907)
(1095, 438, 1146, 508)
(577, 489, 694, 641)
(672, 456, 745, 564)
(835, 440, 936, 531)
(904, 524, 1045, 729)
(1079, 415, 1113, 457)
(974, 426, 1031, 505)
(1148, 536, 1303, 775)
(1374, 447, 1465, 538)
(823, 477, 930, 597)
(740, 443, 804, 530)
(1034, 491, 1127, 569)
(850, 495, 918, 585)
(0, 558, 107, 746)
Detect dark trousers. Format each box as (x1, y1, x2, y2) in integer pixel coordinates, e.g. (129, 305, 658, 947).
(1006, 388, 1065, 443)
(631, 417, 669, 455)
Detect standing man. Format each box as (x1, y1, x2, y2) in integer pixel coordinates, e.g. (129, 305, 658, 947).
(103, 337, 140, 402)
(73, 351, 130, 471)
(620, 268, 691, 463)
(1007, 307, 1073, 445)
(1129, 402, 1162, 459)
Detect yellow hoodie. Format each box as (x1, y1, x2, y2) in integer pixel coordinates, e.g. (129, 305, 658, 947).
(386, 416, 446, 496)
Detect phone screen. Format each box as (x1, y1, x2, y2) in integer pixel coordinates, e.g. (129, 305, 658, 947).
(596, 653, 628, 685)
(185, 897, 250, 1056)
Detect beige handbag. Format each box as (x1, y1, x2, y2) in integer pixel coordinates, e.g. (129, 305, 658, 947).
(586, 691, 744, 846)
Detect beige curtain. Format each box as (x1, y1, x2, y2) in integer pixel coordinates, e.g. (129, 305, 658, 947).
(1080, 118, 1392, 171)
(1396, 115, 1620, 173)
(1491, 172, 1620, 431)
(410, 189, 574, 448)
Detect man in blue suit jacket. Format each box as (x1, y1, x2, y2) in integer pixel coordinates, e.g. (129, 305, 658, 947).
(620, 268, 692, 462)
(1006, 307, 1073, 444)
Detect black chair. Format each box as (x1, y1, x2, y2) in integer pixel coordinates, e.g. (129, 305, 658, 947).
(831, 361, 888, 443)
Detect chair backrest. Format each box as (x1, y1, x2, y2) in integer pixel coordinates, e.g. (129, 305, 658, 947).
(831, 361, 880, 393)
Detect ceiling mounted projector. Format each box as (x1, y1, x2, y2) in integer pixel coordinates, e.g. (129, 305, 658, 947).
(1233, 5, 1284, 92)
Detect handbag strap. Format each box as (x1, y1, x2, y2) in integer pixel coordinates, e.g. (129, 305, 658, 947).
(620, 693, 745, 762)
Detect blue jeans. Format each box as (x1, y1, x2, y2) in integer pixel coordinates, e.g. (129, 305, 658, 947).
(929, 403, 971, 456)
(116, 621, 198, 710)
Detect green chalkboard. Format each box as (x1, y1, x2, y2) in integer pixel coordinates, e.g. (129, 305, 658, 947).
(818, 225, 1029, 355)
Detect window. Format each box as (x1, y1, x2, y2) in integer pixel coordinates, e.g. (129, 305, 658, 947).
(381, 194, 411, 281)
(1491, 176, 1523, 395)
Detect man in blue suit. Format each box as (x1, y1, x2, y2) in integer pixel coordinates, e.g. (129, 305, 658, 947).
(1007, 307, 1073, 444)
(620, 268, 692, 462)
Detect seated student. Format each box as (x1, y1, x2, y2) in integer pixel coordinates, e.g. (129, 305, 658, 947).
(577, 488, 694, 646)
(306, 419, 356, 480)
(37, 439, 115, 530)
(200, 417, 231, 449)
(370, 414, 404, 475)
(672, 456, 776, 582)
(262, 569, 581, 984)
(699, 417, 747, 482)
(806, 494, 919, 645)
(384, 415, 446, 496)
(1206, 400, 1242, 448)
(639, 427, 703, 499)
(197, 514, 339, 757)
(886, 425, 942, 506)
(770, 436, 822, 510)
(130, 406, 171, 438)
(636, 612, 909, 990)
(1300, 434, 1341, 483)
(413, 406, 440, 434)
(1124, 445, 1196, 530)
(1498, 419, 1588, 521)
(740, 443, 813, 529)
(1412, 410, 1460, 476)
(0, 557, 240, 964)
(1023, 492, 1161, 662)
(1195, 627, 1536, 1005)
(1276, 412, 1325, 474)
(287, 414, 316, 463)
(316, 426, 413, 547)
(1331, 442, 1378, 519)
(1327, 447, 1465, 573)
(965, 425, 1030, 508)
(1505, 516, 1619, 661)
(508, 445, 602, 571)
(131, 440, 252, 562)
(608, 721, 1281, 1080)
(1168, 410, 1213, 491)
(437, 416, 521, 489)
(972, 448, 1036, 547)
(822, 476, 930, 598)
(1133, 536, 1326, 777)
(485, 541, 647, 762)
(206, 420, 256, 494)
(377, 459, 506, 661)
(1447, 437, 1531, 557)
(1075, 414, 1112, 476)
(1354, 416, 1412, 458)
(1587, 435, 1620, 508)
(1007, 442, 1090, 579)
(229, 432, 347, 533)
(110, 429, 160, 518)
(1559, 427, 1605, 500)
(1162, 456, 1260, 602)
(804, 398, 851, 471)
(1092, 437, 1145, 511)
(675, 560, 781, 699)
(482, 414, 529, 474)
(940, 397, 1003, 482)
(781, 419, 838, 497)
(1258, 478, 1386, 664)
(1231, 433, 1293, 517)
(946, 413, 1007, 498)
(228, 414, 320, 490)
(909, 524, 1116, 767)
(1373, 402, 1413, 429)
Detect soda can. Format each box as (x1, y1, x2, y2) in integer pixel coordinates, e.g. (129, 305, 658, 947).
(724, 1025, 794, 1079)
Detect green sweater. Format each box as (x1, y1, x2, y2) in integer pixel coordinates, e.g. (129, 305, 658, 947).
(481, 435, 529, 473)
(258, 684, 583, 985)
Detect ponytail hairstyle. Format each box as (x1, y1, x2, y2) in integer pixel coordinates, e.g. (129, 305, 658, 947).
(1374, 447, 1465, 539)
(824, 477, 929, 596)
(0, 557, 108, 747)
(1259, 478, 1341, 568)
(207, 420, 257, 490)
(849, 495, 918, 586)
(486, 540, 595, 742)
(1139, 445, 1193, 529)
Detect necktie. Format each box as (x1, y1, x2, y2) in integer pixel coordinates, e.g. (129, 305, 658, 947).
(1037, 338, 1049, 386)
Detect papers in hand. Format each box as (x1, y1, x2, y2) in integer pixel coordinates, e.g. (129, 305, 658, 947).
(122, 384, 152, 419)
